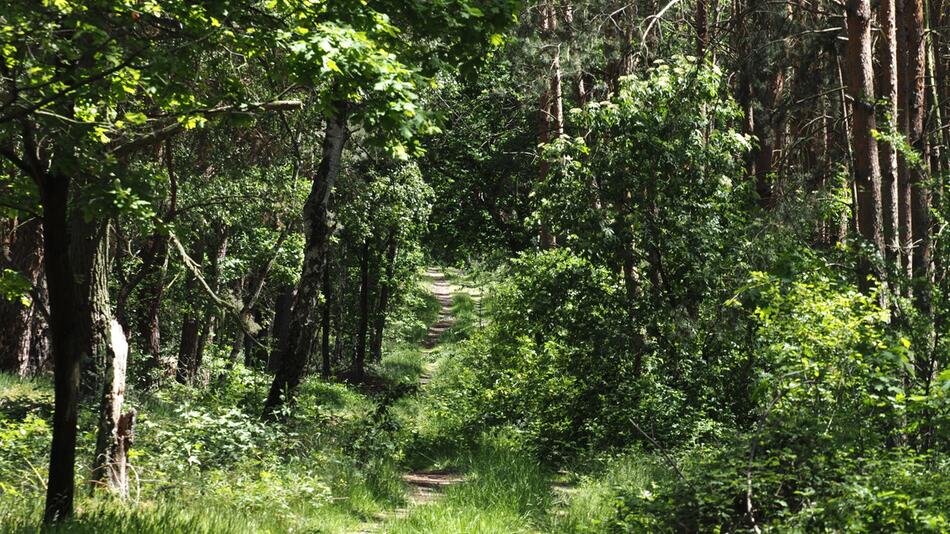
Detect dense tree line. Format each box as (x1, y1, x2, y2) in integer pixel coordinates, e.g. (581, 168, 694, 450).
(1, 0, 950, 530)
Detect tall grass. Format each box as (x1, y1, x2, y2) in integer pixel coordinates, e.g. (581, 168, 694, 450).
(385, 430, 552, 534)
(545, 452, 658, 533)
(373, 348, 425, 388)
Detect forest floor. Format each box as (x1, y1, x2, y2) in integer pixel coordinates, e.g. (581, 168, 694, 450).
(0, 267, 647, 534)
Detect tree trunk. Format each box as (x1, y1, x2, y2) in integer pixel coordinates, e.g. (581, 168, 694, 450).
(845, 0, 886, 286)
(176, 240, 204, 384)
(321, 260, 332, 378)
(270, 284, 295, 373)
(264, 102, 349, 415)
(537, 0, 559, 249)
(879, 0, 902, 265)
(696, 0, 709, 56)
(29, 275, 52, 374)
(333, 245, 347, 367)
(135, 234, 168, 377)
(67, 190, 131, 498)
(90, 320, 134, 498)
(39, 172, 81, 523)
(370, 233, 398, 363)
(897, 0, 914, 279)
(752, 69, 786, 209)
(69, 210, 113, 398)
(353, 241, 371, 383)
(904, 0, 933, 341)
(0, 217, 47, 375)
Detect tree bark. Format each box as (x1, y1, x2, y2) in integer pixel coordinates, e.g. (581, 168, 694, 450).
(194, 230, 228, 378)
(68, 208, 113, 398)
(0, 217, 47, 375)
(879, 0, 902, 265)
(135, 233, 168, 376)
(333, 244, 347, 367)
(176, 240, 204, 384)
(264, 102, 349, 415)
(90, 320, 134, 498)
(353, 240, 371, 383)
(67, 186, 132, 497)
(270, 284, 295, 373)
(904, 0, 932, 329)
(29, 275, 51, 374)
(696, 0, 709, 56)
(39, 171, 81, 523)
(538, 0, 560, 249)
(845, 0, 886, 286)
(321, 261, 332, 378)
(897, 0, 914, 279)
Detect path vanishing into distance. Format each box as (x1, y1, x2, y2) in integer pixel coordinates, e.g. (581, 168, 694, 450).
(354, 268, 465, 533)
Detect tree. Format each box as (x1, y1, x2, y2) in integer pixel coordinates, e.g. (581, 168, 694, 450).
(879, 0, 901, 264)
(844, 0, 885, 285)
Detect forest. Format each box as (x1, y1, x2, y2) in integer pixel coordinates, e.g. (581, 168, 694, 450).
(1, 0, 949, 532)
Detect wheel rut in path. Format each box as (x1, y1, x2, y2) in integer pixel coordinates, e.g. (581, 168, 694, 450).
(352, 268, 463, 533)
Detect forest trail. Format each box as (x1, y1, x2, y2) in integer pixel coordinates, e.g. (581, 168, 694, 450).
(423, 269, 455, 346)
(419, 268, 455, 386)
(353, 268, 463, 533)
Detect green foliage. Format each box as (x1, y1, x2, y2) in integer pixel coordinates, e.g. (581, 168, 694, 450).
(374, 348, 425, 389)
(0, 269, 32, 307)
(443, 292, 480, 342)
(390, 279, 442, 344)
(0, 362, 407, 532)
(457, 249, 634, 459)
(0, 414, 50, 498)
(542, 56, 750, 260)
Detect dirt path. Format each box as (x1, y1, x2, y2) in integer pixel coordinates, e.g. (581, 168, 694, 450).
(423, 269, 455, 347)
(352, 268, 463, 533)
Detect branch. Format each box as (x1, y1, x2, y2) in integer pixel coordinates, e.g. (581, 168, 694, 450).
(639, 0, 683, 56)
(169, 231, 268, 350)
(109, 100, 303, 157)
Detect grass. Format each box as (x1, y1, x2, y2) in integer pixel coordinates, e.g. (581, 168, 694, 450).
(384, 430, 553, 534)
(372, 346, 425, 388)
(0, 267, 460, 534)
(4, 501, 260, 534)
(0, 365, 406, 534)
(389, 276, 442, 345)
(544, 453, 658, 533)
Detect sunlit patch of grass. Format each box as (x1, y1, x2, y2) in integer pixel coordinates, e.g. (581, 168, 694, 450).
(297, 377, 377, 420)
(544, 452, 657, 533)
(391, 278, 442, 344)
(445, 292, 482, 342)
(3, 499, 261, 534)
(0, 373, 53, 420)
(373, 347, 425, 388)
(385, 430, 552, 534)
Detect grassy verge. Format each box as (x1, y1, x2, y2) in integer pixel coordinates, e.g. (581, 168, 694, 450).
(384, 430, 552, 534)
(0, 364, 409, 533)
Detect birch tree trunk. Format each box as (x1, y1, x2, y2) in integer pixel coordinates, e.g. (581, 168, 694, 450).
(264, 102, 349, 415)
